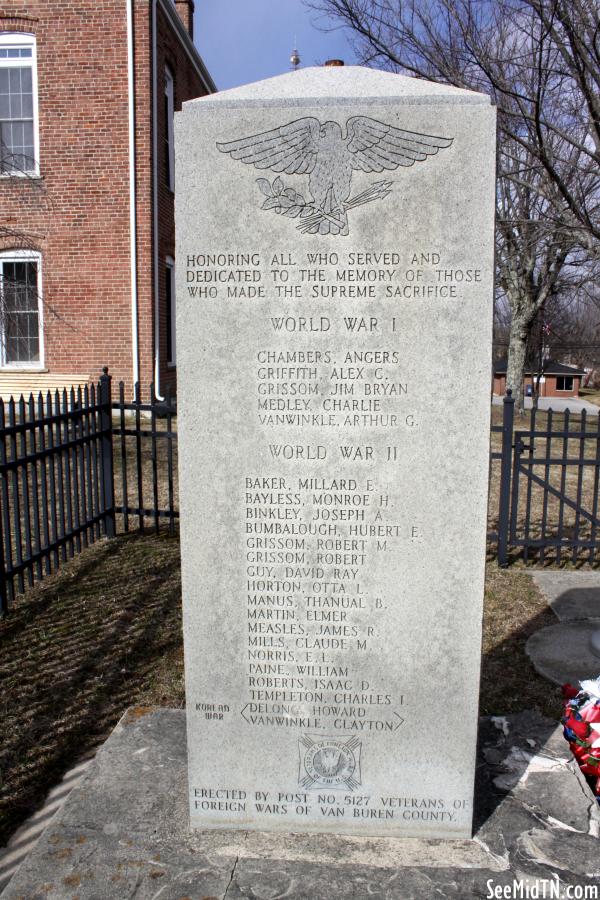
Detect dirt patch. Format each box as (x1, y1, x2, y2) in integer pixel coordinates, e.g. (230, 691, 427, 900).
(122, 706, 158, 724)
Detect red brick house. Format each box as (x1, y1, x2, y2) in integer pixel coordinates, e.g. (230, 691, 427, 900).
(0, 0, 215, 399)
(493, 359, 586, 398)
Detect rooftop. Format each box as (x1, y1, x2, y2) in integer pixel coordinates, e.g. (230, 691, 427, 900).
(494, 359, 586, 377)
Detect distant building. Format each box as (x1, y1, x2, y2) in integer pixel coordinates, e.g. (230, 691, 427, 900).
(0, 0, 215, 398)
(493, 359, 586, 399)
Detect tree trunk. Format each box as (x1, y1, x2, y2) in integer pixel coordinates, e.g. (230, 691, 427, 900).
(506, 324, 528, 413)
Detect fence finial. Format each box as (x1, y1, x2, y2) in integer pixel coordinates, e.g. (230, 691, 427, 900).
(102, 366, 109, 377)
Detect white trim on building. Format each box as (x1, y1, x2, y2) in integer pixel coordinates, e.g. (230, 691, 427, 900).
(0, 248, 44, 369)
(0, 32, 39, 177)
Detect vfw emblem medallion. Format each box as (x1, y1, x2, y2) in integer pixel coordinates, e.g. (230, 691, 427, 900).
(298, 734, 362, 791)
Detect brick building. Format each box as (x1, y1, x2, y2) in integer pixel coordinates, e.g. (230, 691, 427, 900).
(493, 359, 586, 399)
(0, 0, 215, 398)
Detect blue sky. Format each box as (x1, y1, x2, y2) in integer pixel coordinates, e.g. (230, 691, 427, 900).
(195, 0, 358, 91)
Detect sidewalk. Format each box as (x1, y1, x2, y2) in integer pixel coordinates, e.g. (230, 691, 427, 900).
(527, 571, 600, 686)
(492, 395, 600, 415)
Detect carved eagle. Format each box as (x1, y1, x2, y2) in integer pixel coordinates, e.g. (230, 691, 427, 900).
(320, 748, 344, 775)
(217, 117, 453, 235)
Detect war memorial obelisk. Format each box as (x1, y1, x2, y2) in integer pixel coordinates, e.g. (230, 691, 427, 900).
(175, 65, 496, 839)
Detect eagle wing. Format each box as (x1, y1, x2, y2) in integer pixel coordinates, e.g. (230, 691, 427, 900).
(322, 750, 342, 774)
(216, 118, 320, 175)
(346, 116, 453, 172)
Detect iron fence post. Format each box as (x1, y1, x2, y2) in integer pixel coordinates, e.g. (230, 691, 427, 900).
(497, 389, 515, 567)
(99, 367, 116, 538)
(0, 507, 6, 615)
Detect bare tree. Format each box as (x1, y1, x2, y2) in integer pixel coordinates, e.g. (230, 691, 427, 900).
(518, 0, 600, 248)
(305, 0, 600, 406)
(495, 128, 578, 406)
(534, 284, 600, 369)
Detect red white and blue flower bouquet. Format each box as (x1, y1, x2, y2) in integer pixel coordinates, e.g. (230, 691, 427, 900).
(562, 676, 600, 802)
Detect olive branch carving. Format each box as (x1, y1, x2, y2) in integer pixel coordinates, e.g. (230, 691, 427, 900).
(256, 176, 393, 235)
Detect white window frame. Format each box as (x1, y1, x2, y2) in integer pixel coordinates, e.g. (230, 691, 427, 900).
(166, 255, 175, 366)
(164, 66, 174, 192)
(0, 249, 44, 368)
(0, 32, 39, 177)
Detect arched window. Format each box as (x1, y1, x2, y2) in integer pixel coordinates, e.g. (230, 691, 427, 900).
(0, 33, 39, 175)
(0, 250, 43, 366)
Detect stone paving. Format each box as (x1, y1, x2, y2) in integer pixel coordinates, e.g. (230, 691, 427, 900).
(1, 707, 599, 899)
(0, 761, 91, 895)
(527, 571, 600, 686)
(4, 570, 600, 898)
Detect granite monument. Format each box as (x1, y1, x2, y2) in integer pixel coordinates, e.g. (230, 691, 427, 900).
(175, 65, 496, 839)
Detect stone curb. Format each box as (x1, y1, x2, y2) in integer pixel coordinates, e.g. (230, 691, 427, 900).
(1, 707, 599, 899)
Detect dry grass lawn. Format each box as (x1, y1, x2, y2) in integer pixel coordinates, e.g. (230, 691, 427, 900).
(580, 387, 600, 406)
(481, 565, 559, 718)
(0, 532, 183, 846)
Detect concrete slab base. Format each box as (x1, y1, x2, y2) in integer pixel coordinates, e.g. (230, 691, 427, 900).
(0, 760, 91, 894)
(531, 571, 600, 622)
(1, 708, 599, 899)
(526, 620, 600, 685)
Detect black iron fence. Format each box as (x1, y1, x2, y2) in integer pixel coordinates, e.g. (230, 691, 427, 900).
(0, 370, 177, 614)
(2, 373, 600, 613)
(114, 379, 178, 535)
(491, 391, 600, 567)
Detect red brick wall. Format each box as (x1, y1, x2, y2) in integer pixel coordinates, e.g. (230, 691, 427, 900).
(153, 1, 208, 397)
(535, 375, 581, 398)
(174, 0, 194, 37)
(0, 0, 211, 398)
(493, 375, 506, 396)
(0, 1, 133, 388)
(493, 374, 581, 398)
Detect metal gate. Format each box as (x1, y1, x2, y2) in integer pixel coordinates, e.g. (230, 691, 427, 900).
(495, 394, 600, 566)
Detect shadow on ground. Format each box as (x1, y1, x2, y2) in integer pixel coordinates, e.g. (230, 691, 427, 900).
(480, 565, 560, 718)
(0, 531, 183, 846)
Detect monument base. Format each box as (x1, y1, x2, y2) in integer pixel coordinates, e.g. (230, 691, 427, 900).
(2, 708, 599, 899)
